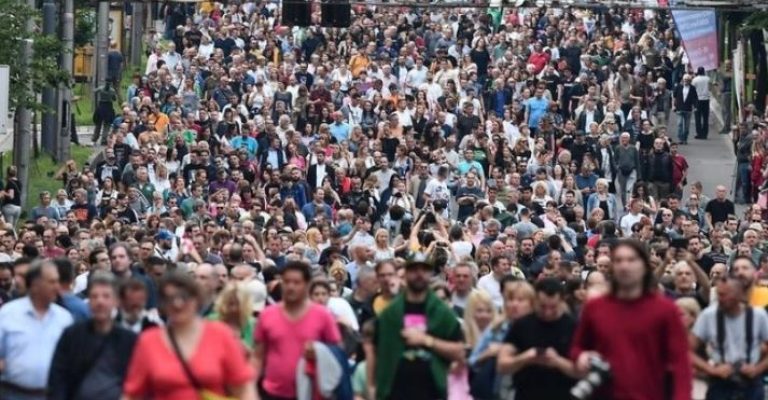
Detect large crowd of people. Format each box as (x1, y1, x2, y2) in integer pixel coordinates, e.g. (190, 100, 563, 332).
(0, 1, 767, 400)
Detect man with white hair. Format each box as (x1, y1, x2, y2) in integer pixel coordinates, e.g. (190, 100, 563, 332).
(231, 263, 256, 282)
(665, 260, 710, 308)
(652, 77, 672, 127)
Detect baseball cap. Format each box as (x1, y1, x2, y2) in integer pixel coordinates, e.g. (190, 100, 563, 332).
(155, 230, 174, 241)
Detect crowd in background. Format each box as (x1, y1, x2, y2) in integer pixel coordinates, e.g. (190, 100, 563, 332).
(1, 0, 768, 399)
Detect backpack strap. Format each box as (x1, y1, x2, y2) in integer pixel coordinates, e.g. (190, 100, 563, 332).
(716, 306, 755, 364)
(745, 306, 754, 364)
(716, 307, 726, 362)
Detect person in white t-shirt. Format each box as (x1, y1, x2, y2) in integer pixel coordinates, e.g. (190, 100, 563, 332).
(620, 198, 645, 237)
(477, 255, 511, 309)
(423, 166, 452, 218)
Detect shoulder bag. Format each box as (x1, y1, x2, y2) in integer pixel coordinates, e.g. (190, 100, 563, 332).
(167, 326, 236, 400)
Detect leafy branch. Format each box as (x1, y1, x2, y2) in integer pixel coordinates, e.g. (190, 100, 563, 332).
(0, 0, 69, 113)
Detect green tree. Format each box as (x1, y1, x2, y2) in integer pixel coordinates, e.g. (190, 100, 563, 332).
(0, 0, 69, 112)
(74, 8, 95, 48)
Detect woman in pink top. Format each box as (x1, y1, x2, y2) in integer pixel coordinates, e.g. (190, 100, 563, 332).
(254, 261, 342, 399)
(122, 271, 256, 400)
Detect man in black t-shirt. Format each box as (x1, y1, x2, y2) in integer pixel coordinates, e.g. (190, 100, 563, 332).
(688, 236, 715, 274)
(497, 278, 577, 400)
(705, 185, 735, 229)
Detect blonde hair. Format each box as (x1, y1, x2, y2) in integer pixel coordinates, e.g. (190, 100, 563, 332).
(375, 228, 389, 248)
(503, 280, 536, 304)
(464, 290, 497, 348)
(306, 227, 321, 249)
(533, 181, 548, 196)
(595, 178, 609, 191)
(214, 282, 253, 330)
(675, 297, 701, 321)
(492, 280, 535, 329)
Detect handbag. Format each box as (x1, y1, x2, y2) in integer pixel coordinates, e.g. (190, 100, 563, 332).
(167, 326, 236, 400)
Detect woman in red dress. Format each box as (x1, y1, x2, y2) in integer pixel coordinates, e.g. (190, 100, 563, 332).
(122, 271, 256, 400)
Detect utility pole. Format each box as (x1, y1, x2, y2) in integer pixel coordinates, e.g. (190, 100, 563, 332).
(131, 1, 144, 67)
(40, 0, 58, 155)
(14, 0, 35, 210)
(56, 0, 74, 163)
(95, 0, 110, 89)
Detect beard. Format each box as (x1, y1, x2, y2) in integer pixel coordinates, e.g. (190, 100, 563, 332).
(407, 278, 429, 294)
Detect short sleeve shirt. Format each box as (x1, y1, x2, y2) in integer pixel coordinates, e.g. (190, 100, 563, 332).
(692, 306, 768, 364)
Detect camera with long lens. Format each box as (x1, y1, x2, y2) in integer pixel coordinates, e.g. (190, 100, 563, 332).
(571, 355, 611, 400)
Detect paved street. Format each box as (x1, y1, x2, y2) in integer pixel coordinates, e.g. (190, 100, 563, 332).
(683, 133, 735, 194)
(677, 123, 746, 215)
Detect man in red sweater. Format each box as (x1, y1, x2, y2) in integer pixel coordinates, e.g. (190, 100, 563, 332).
(570, 239, 692, 400)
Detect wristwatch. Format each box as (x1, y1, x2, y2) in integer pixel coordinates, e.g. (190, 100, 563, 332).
(424, 335, 435, 349)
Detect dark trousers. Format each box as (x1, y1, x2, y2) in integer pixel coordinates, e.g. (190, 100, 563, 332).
(652, 181, 671, 200)
(92, 120, 110, 145)
(695, 99, 710, 138)
(676, 110, 692, 143)
(737, 162, 752, 204)
(706, 378, 763, 400)
(70, 112, 80, 145)
(721, 91, 732, 133)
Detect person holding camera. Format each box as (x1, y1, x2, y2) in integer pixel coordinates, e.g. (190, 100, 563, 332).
(689, 274, 768, 400)
(571, 239, 692, 400)
(496, 278, 577, 400)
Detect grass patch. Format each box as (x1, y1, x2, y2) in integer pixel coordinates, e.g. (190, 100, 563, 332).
(3, 146, 93, 212)
(74, 54, 146, 126)
(74, 83, 94, 126)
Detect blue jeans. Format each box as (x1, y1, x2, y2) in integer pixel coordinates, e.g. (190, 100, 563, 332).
(737, 162, 751, 203)
(677, 111, 692, 142)
(706, 378, 763, 400)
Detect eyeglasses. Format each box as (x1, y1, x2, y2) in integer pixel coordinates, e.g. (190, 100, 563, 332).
(161, 292, 192, 307)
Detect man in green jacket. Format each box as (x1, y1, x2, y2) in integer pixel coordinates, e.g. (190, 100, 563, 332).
(370, 261, 465, 400)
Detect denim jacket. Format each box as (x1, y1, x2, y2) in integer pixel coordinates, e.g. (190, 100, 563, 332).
(586, 192, 618, 220)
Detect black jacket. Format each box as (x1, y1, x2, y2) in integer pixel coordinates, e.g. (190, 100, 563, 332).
(673, 85, 698, 112)
(648, 150, 674, 183)
(48, 320, 137, 400)
(576, 109, 605, 132)
(307, 163, 336, 191)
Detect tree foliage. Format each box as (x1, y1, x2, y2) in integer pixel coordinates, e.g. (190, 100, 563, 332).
(742, 11, 768, 32)
(74, 8, 95, 48)
(0, 0, 69, 112)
